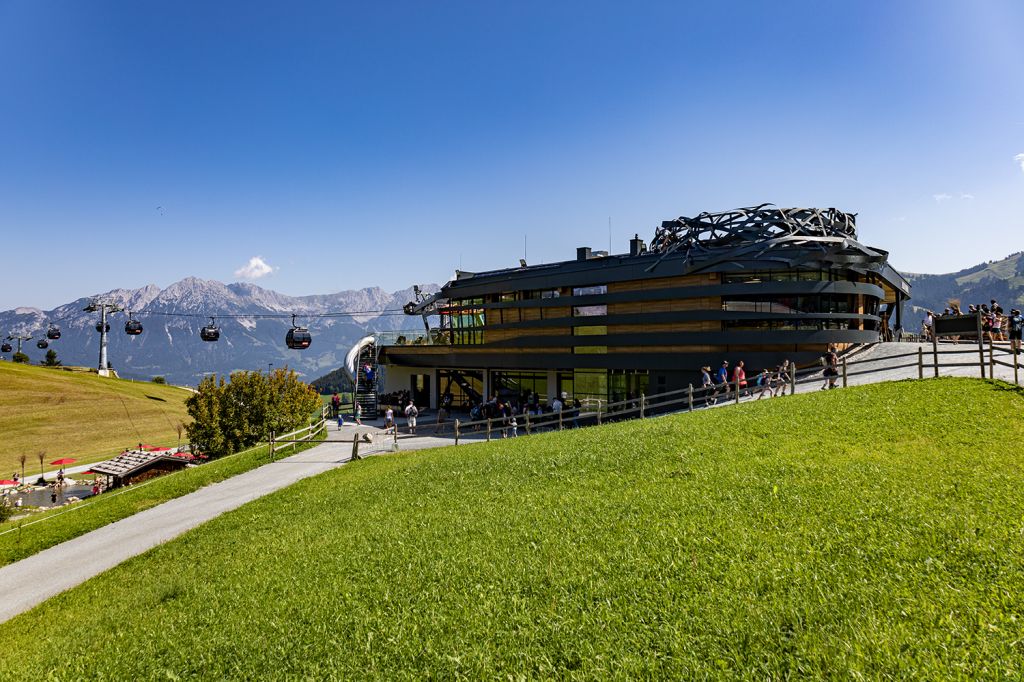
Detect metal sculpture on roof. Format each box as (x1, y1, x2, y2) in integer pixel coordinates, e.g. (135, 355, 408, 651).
(650, 203, 858, 254)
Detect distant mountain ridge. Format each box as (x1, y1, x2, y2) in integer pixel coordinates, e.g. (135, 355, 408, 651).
(903, 252, 1024, 321)
(0, 278, 439, 386)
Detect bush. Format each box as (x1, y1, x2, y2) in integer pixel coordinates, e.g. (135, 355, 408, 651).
(42, 349, 61, 367)
(152, 376, 167, 384)
(12, 351, 29, 364)
(0, 503, 13, 523)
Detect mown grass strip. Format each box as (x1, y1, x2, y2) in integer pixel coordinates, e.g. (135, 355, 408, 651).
(2, 378, 1023, 678)
(0, 431, 325, 567)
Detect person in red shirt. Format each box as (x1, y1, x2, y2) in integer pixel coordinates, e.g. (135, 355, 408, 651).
(732, 360, 748, 397)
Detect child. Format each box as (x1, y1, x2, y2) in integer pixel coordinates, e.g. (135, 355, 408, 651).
(337, 412, 344, 430)
(510, 416, 518, 437)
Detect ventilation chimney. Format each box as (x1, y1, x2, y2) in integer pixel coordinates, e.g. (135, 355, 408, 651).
(577, 246, 592, 261)
(629, 234, 646, 256)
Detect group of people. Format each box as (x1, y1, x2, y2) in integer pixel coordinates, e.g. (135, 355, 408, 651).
(700, 357, 797, 403)
(924, 299, 1024, 352)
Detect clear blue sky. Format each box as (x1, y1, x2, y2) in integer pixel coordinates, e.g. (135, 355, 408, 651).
(1, 0, 1022, 310)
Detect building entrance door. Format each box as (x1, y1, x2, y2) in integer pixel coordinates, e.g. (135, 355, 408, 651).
(411, 374, 430, 407)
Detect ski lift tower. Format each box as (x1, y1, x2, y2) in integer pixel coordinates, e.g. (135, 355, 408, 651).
(84, 299, 123, 377)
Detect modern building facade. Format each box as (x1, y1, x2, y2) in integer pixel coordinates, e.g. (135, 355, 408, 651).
(370, 205, 910, 409)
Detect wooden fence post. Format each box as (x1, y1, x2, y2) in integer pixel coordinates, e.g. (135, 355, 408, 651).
(640, 393, 645, 419)
(558, 409, 563, 430)
(790, 370, 796, 396)
(932, 333, 939, 378)
(842, 358, 848, 388)
(269, 430, 275, 459)
(454, 419, 460, 446)
(350, 434, 360, 461)
(734, 376, 740, 405)
(525, 412, 531, 434)
(917, 346, 923, 380)
(486, 418, 491, 442)
(1014, 347, 1019, 386)
(596, 400, 602, 425)
(688, 384, 694, 412)
(990, 341, 995, 385)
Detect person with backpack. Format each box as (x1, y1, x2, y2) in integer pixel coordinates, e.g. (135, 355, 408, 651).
(700, 366, 715, 405)
(756, 369, 773, 399)
(1009, 309, 1023, 355)
(404, 400, 419, 434)
(821, 344, 839, 390)
(732, 360, 749, 397)
(774, 359, 792, 396)
(714, 360, 730, 402)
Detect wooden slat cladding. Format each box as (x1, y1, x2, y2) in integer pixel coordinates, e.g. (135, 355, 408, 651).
(609, 296, 718, 314)
(611, 345, 723, 354)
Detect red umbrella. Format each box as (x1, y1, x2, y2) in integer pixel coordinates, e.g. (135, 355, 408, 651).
(150, 447, 173, 452)
(79, 470, 95, 475)
(50, 458, 77, 466)
(0, 479, 18, 486)
(139, 444, 157, 451)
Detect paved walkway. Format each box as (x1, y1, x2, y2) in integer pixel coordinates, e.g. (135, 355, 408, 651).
(1, 342, 1019, 624)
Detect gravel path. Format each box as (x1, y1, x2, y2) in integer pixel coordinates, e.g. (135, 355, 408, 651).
(1, 341, 1019, 624)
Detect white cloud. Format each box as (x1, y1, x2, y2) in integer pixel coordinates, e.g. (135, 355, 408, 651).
(932, 193, 952, 202)
(234, 256, 276, 279)
(959, 193, 975, 200)
(1015, 153, 1024, 172)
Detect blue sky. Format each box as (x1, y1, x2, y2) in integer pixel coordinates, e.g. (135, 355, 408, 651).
(1, 0, 1022, 310)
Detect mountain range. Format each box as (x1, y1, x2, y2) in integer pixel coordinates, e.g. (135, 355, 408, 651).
(3, 253, 1022, 386)
(0, 278, 439, 386)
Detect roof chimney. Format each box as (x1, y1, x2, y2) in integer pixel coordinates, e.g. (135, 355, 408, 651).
(629, 234, 646, 256)
(576, 246, 592, 261)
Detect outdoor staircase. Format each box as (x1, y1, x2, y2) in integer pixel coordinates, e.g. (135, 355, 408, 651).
(354, 341, 380, 419)
(446, 369, 483, 404)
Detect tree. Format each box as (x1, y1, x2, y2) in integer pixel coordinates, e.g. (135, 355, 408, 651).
(184, 369, 320, 458)
(42, 348, 61, 367)
(152, 376, 167, 384)
(36, 450, 45, 484)
(13, 351, 29, 364)
(184, 376, 225, 457)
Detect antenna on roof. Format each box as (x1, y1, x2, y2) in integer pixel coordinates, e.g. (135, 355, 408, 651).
(608, 217, 612, 254)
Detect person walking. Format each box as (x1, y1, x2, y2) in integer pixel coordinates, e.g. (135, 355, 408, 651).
(775, 360, 792, 396)
(732, 360, 748, 397)
(756, 370, 773, 399)
(384, 405, 395, 433)
(714, 360, 730, 402)
(404, 400, 419, 434)
(700, 366, 715, 405)
(330, 392, 341, 418)
(354, 402, 363, 426)
(821, 344, 839, 390)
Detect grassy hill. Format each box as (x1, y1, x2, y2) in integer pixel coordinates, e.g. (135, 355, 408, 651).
(0, 361, 191, 475)
(2, 378, 1023, 677)
(904, 251, 1024, 323)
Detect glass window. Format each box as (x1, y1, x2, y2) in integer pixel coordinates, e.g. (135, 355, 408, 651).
(573, 325, 607, 336)
(573, 369, 607, 403)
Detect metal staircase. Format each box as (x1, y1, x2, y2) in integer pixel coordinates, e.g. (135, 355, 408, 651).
(353, 340, 380, 419)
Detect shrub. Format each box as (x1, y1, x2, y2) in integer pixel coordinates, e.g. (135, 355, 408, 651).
(12, 351, 29, 364)
(152, 376, 167, 384)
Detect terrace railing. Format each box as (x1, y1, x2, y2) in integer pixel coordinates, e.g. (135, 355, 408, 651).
(375, 329, 451, 347)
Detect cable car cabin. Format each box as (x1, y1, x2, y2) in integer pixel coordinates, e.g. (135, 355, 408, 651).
(200, 320, 220, 342)
(46, 326, 61, 340)
(36, 339, 48, 349)
(96, 322, 110, 333)
(1, 342, 12, 353)
(286, 326, 312, 350)
(125, 319, 143, 335)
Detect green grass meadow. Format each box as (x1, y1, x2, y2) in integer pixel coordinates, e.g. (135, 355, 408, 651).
(0, 361, 192, 474)
(2, 378, 1023, 677)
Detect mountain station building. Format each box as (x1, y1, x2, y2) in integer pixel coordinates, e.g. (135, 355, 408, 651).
(358, 205, 911, 411)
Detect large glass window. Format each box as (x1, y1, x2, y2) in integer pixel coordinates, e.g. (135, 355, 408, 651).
(573, 369, 607, 403)
(444, 298, 485, 345)
(438, 369, 483, 408)
(492, 370, 548, 403)
(572, 285, 607, 317)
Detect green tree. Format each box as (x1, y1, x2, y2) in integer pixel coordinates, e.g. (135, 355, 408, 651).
(152, 376, 167, 384)
(184, 370, 319, 458)
(42, 349, 61, 366)
(13, 351, 29, 364)
(184, 376, 226, 457)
